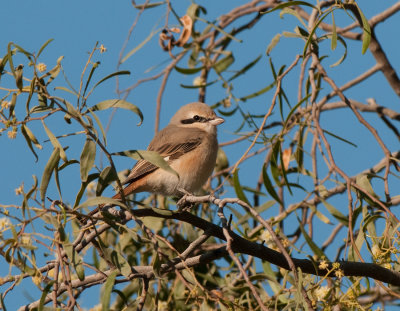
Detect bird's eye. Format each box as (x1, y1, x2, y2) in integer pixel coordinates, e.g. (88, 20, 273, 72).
(193, 115, 201, 121)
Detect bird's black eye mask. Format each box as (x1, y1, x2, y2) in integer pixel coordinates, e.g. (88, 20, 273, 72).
(181, 115, 210, 124)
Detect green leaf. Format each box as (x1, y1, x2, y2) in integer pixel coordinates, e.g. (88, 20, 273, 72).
(353, 3, 371, 54)
(14, 64, 23, 90)
(175, 66, 204, 74)
(121, 27, 161, 64)
(262, 1, 318, 15)
(240, 81, 275, 101)
(321, 198, 348, 226)
(303, 9, 332, 57)
(262, 164, 282, 205)
(308, 204, 331, 224)
(83, 61, 100, 98)
(132, 1, 165, 10)
(63, 244, 85, 281)
(237, 200, 275, 225)
(266, 34, 281, 55)
(25, 76, 36, 115)
(88, 99, 143, 126)
(112, 149, 179, 178)
(21, 124, 40, 161)
(214, 52, 234, 74)
(40, 148, 61, 202)
(8, 92, 17, 118)
(96, 166, 118, 196)
(38, 281, 54, 311)
(297, 217, 325, 258)
(102, 270, 118, 311)
(37, 38, 54, 58)
(295, 126, 305, 170)
(46, 55, 64, 85)
(232, 170, 250, 206)
(80, 138, 96, 182)
(227, 55, 261, 82)
(331, 12, 337, 50)
(329, 35, 347, 67)
(42, 121, 67, 162)
(196, 16, 242, 43)
(77, 196, 129, 210)
(270, 140, 281, 185)
(73, 173, 99, 208)
(356, 174, 380, 202)
(92, 70, 131, 90)
(320, 127, 357, 147)
(22, 175, 38, 216)
(0, 290, 7, 311)
(279, 7, 308, 29)
(180, 79, 218, 89)
(88, 108, 107, 145)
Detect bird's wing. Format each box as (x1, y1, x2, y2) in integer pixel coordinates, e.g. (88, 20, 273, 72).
(122, 126, 205, 185)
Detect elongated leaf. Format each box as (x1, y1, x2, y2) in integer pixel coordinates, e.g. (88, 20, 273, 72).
(262, 164, 282, 205)
(270, 140, 281, 185)
(240, 81, 275, 101)
(37, 38, 54, 58)
(262, 1, 318, 15)
(21, 125, 39, 161)
(25, 76, 36, 115)
(54, 86, 79, 96)
(96, 166, 118, 196)
(196, 16, 242, 43)
(73, 173, 99, 208)
(80, 138, 96, 182)
(38, 281, 54, 311)
(266, 34, 281, 55)
(102, 270, 118, 311)
(175, 66, 203, 74)
(88, 99, 143, 125)
(121, 27, 161, 64)
(180, 79, 218, 89)
(92, 70, 130, 90)
(308, 204, 331, 224)
(42, 121, 67, 161)
(77, 196, 129, 210)
(133, 1, 165, 9)
(113, 149, 179, 178)
(303, 9, 332, 57)
(353, 3, 371, 54)
(22, 175, 38, 216)
(83, 61, 100, 98)
(238, 200, 275, 225)
(321, 127, 357, 147)
(295, 126, 305, 170)
(280, 7, 308, 29)
(228, 55, 261, 82)
(356, 174, 376, 197)
(321, 198, 348, 226)
(63, 244, 85, 281)
(297, 217, 325, 258)
(232, 170, 250, 206)
(331, 12, 337, 50)
(214, 53, 234, 74)
(40, 148, 61, 202)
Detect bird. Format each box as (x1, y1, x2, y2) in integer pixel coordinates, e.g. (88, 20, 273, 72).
(89, 102, 224, 218)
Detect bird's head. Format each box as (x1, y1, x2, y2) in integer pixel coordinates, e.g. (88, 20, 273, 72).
(170, 102, 224, 134)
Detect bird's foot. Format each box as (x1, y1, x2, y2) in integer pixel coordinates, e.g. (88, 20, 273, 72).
(177, 188, 194, 211)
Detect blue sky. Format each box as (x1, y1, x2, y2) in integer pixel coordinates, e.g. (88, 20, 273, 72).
(1, 1, 400, 309)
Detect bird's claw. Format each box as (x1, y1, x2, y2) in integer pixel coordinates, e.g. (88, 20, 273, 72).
(177, 189, 194, 211)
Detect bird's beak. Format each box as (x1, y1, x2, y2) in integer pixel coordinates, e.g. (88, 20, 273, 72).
(210, 117, 225, 125)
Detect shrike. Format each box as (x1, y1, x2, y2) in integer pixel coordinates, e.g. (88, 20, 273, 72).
(97, 102, 224, 213)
